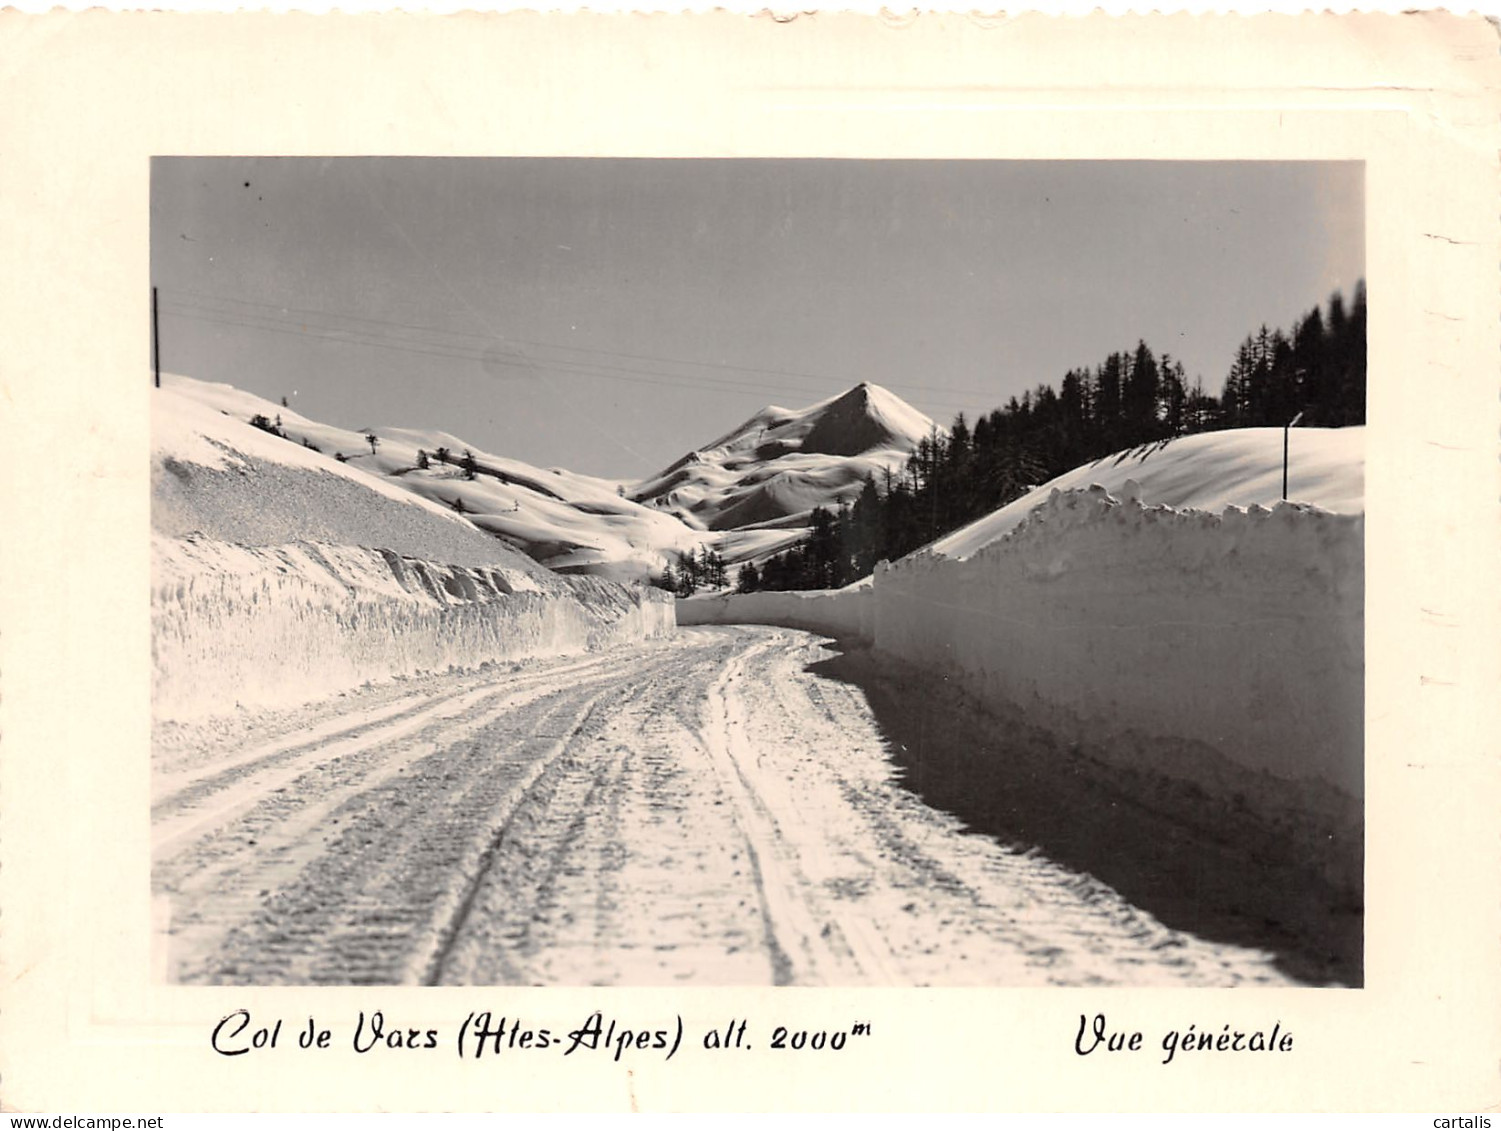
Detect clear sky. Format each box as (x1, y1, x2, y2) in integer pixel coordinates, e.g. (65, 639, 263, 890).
(151, 158, 1363, 479)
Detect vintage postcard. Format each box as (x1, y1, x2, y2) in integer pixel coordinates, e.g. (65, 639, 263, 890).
(0, 10, 1497, 1114)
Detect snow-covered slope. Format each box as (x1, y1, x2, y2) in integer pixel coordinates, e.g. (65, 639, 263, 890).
(631, 383, 937, 550)
(934, 426, 1364, 560)
(154, 382, 551, 573)
(152, 379, 675, 718)
(162, 375, 704, 581)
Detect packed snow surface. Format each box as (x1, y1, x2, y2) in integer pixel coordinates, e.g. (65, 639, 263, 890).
(631, 383, 937, 551)
(934, 426, 1363, 560)
(154, 626, 1298, 987)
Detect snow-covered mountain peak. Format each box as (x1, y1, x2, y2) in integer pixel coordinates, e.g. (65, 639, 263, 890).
(632, 383, 937, 546)
(696, 382, 935, 465)
(799, 381, 936, 458)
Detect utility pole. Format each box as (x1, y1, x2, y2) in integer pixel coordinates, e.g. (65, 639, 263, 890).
(152, 285, 161, 389)
(1282, 411, 1304, 500)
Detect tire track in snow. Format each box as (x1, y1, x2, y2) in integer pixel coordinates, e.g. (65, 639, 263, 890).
(156, 631, 741, 984)
(161, 686, 614, 983)
(418, 689, 639, 985)
(156, 624, 1294, 986)
(153, 646, 659, 828)
(423, 632, 782, 986)
(717, 628, 1289, 987)
(695, 633, 899, 985)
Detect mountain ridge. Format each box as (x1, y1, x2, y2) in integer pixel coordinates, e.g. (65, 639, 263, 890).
(157, 374, 940, 579)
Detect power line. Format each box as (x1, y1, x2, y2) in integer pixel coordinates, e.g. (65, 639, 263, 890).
(157, 286, 1004, 410)
(158, 297, 993, 415)
(161, 301, 991, 413)
(160, 286, 872, 386)
(158, 302, 835, 404)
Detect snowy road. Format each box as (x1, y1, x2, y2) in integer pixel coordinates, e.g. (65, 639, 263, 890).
(152, 625, 1292, 986)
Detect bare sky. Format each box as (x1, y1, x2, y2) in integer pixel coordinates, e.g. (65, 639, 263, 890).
(151, 158, 1363, 479)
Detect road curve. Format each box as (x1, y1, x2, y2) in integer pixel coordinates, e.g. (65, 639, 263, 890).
(152, 625, 1292, 987)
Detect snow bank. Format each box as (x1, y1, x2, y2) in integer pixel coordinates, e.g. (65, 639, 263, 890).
(684, 477, 1363, 864)
(153, 379, 676, 720)
(678, 584, 873, 641)
(153, 534, 675, 721)
(934, 427, 1363, 561)
(877, 487, 1363, 801)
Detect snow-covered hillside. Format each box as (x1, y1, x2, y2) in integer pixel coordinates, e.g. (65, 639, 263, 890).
(152, 380, 674, 718)
(631, 383, 937, 564)
(162, 375, 704, 581)
(933, 426, 1363, 560)
(155, 383, 552, 572)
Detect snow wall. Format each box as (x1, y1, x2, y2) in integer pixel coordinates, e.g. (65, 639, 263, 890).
(154, 535, 676, 721)
(680, 484, 1363, 815)
(678, 585, 874, 641)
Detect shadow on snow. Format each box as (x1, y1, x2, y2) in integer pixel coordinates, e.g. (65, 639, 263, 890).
(805, 640, 1362, 988)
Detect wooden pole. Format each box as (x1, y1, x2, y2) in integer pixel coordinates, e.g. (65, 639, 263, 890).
(152, 285, 161, 388)
(1282, 411, 1303, 500)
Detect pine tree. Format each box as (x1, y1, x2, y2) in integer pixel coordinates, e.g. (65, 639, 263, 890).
(1095, 354, 1124, 449)
(1158, 355, 1188, 437)
(1340, 280, 1367, 426)
(674, 551, 699, 597)
(847, 475, 883, 576)
(806, 506, 841, 588)
(1124, 340, 1160, 440)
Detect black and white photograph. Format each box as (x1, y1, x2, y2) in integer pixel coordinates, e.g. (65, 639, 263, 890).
(149, 157, 1366, 989)
(4, 9, 1499, 1116)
